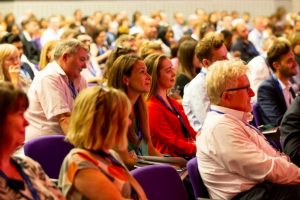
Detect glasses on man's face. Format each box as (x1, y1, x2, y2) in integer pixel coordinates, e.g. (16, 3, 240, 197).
(220, 85, 251, 97)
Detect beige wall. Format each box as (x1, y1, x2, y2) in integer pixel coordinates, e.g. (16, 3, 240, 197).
(1, 0, 299, 24)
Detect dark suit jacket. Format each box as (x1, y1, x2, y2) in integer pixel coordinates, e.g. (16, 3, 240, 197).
(20, 33, 40, 65)
(257, 75, 287, 127)
(280, 94, 300, 167)
(230, 37, 259, 63)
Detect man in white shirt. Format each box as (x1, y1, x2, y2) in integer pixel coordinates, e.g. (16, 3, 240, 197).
(197, 59, 300, 200)
(25, 39, 89, 141)
(182, 32, 228, 131)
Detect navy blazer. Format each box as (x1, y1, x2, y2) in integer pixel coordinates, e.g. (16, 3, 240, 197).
(257, 75, 287, 126)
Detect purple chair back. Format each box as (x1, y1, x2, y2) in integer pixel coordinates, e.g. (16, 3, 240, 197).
(187, 157, 210, 199)
(130, 165, 188, 200)
(252, 102, 263, 127)
(24, 135, 74, 179)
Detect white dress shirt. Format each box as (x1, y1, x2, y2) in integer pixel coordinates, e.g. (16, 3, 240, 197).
(182, 68, 210, 132)
(25, 61, 87, 141)
(196, 105, 300, 200)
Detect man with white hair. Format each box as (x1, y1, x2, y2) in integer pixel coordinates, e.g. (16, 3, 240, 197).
(197, 59, 300, 200)
(26, 39, 89, 141)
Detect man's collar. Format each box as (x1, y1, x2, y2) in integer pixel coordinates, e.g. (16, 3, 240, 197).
(51, 61, 67, 76)
(210, 105, 251, 123)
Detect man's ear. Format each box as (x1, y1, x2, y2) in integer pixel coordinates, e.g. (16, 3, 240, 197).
(222, 92, 232, 102)
(272, 61, 280, 72)
(123, 75, 129, 86)
(62, 53, 69, 62)
(202, 59, 211, 67)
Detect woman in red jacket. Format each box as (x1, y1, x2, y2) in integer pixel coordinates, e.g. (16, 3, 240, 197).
(145, 53, 197, 158)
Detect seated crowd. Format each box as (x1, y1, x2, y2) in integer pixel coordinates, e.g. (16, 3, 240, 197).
(1, 6, 300, 200)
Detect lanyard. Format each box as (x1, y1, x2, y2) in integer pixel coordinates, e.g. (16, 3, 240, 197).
(155, 95, 190, 138)
(88, 62, 97, 77)
(0, 160, 40, 200)
(68, 81, 77, 99)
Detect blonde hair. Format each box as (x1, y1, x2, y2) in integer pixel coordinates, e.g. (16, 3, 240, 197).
(67, 86, 131, 151)
(139, 40, 163, 59)
(0, 44, 18, 81)
(206, 59, 248, 105)
(39, 40, 59, 70)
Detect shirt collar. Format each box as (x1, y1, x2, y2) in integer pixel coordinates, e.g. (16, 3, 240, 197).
(23, 31, 33, 41)
(276, 76, 291, 90)
(210, 105, 252, 123)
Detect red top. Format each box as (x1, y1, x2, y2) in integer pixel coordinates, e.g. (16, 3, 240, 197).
(147, 96, 197, 157)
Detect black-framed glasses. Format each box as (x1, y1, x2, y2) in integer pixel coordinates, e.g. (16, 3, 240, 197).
(220, 85, 251, 97)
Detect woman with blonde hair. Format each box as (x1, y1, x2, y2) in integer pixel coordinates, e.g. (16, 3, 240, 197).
(39, 40, 59, 70)
(0, 44, 31, 92)
(59, 86, 147, 200)
(108, 54, 161, 168)
(145, 53, 197, 158)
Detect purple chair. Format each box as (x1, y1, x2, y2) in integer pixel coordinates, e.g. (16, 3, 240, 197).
(130, 165, 188, 200)
(24, 135, 74, 179)
(252, 102, 263, 127)
(187, 157, 210, 199)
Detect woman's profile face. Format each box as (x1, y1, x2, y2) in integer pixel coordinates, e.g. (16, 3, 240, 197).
(126, 60, 152, 94)
(3, 50, 20, 81)
(157, 58, 176, 90)
(3, 106, 29, 149)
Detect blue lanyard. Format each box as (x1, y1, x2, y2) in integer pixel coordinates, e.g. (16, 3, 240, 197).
(155, 95, 190, 138)
(88, 63, 97, 77)
(0, 159, 40, 200)
(134, 119, 143, 142)
(209, 108, 224, 115)
(68, 81, 77, 99)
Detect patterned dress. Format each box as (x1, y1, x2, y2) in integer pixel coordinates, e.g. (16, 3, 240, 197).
(58, 148, 139, 200)
(0, 156, 65, 200)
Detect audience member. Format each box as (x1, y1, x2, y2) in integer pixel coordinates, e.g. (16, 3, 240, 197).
(38, 39, 59, 70)
(90, 27, 112, 64)
(40, 15, 62, 47)
(0, 33, 37, 80)
(183, 32, 228, 132)
(157, 25, 174, 57)
(0, 81, 65, 199)
(197, 59, 300, 200)
(140, 16, 158, 41)
(19, 17, 41, 65)
(281, 94, 300, 167)
(104, 46, 135, 84)
(25, 39, 89, 141)
(231, 21, 259, 63)
(172, 12, 186, 42)
(75, 32, 102, 86)
(248, 16, 266, 54)
(175, 39, 199, 97)
(247, 36, 276, 102)
(145, 53, 197, 158)
(257, 38, 298, 126)
(139, 40, 163, 59)
(58, 86, 147, 200)
(107, 54, 161, 168)
(0, 44, 31, 92)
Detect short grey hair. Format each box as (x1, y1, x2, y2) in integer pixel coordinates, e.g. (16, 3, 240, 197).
(206, 59, 248, 105)
(53, 39, 88, 60)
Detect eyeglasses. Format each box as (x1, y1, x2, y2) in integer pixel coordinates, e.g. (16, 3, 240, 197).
(220, 85, 251, 97)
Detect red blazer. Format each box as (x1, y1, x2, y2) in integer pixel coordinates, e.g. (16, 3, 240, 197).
(147, 96, 197, 157)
